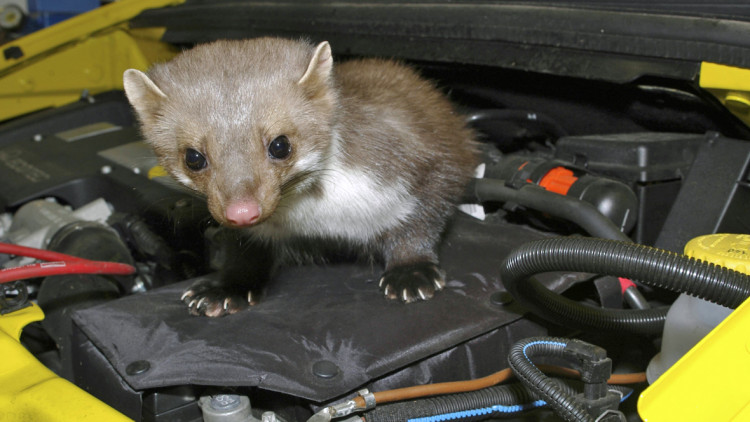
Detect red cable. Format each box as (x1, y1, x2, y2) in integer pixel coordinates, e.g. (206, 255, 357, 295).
(0, 242, 136, 284)
(0, 242, 90, 263)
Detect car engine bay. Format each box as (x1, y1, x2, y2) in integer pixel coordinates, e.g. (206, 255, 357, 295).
(2, 2, 750, 422)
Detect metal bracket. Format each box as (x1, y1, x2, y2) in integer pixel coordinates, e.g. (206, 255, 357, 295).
(306, 389, 377, 422)
(0, 281, 30, 315)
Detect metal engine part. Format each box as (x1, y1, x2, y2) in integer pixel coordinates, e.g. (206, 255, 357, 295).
(3, 197, 112, 258)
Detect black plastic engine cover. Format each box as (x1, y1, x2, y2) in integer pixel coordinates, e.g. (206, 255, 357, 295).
(71, 214, 570, 404)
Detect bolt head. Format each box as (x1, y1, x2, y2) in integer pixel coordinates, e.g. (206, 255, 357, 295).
(262, 411, 278, 422)
(210, 394, 241, 411)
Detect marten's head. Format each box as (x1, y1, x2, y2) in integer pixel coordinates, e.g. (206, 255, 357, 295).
(124, 38, 337, 227)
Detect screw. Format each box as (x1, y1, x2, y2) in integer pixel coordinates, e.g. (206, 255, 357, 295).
(125, 360, 150, 375)
(131, 278, 147, 293)
(210, 394, 241, 411)
(32, 134, 43, 142)
(312, 360, 339, 379)
(262, 411, 278, 422)
(101, 165, 112, 175)
(132, 167, 141, 175)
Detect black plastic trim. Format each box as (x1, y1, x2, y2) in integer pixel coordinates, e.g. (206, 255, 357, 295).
(129, 1, 750, 82)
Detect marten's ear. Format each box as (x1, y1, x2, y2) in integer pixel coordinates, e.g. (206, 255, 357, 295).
(123, 69, 167, 126)
(298, 41, 333, 89)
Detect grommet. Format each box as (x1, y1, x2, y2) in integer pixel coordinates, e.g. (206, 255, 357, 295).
(126, 360, 151, 375)
(312, 360, 339, 379)
(490, 291, 514, 307)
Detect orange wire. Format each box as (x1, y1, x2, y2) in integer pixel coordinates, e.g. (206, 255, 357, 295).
(353, 365, 646, 407)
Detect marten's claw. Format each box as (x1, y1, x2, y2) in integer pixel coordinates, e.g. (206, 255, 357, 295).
(181, 278, 251, 317)
(379, 262, 446, 303)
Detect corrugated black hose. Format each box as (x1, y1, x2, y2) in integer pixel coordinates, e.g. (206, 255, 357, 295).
(501, 237, 750, 336)
(507, 337, 623, 422)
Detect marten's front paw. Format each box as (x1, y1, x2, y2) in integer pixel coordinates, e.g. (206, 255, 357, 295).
(181, 278, 255, 317)
(379, 262, 446, 303)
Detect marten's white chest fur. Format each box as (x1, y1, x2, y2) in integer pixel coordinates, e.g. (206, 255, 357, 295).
(123, 37, 479, 317)
(253, 150, 419, 243)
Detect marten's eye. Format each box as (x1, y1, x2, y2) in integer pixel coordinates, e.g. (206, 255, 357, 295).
(268, 135, 291, 159)
(185, 148, 207, 171)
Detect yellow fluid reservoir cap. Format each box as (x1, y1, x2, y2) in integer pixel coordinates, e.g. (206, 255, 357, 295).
(639, 233, 750, 421)
(683, 233, 750, 275)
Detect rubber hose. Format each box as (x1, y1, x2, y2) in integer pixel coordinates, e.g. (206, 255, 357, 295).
(465, 178, 630, 242)
(111, 213, 175, 268)
(508, 337, 594, 422)
(501, 237, 750, 336)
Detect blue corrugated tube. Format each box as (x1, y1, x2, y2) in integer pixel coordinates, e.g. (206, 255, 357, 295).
(363, 378, 631, 422)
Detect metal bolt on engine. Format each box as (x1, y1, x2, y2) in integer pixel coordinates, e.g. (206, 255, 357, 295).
(261, 411, 277, 422)
(199, 394, 253, 422)
(131, 278, 147, 293)
(211, 394, 241, 411)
